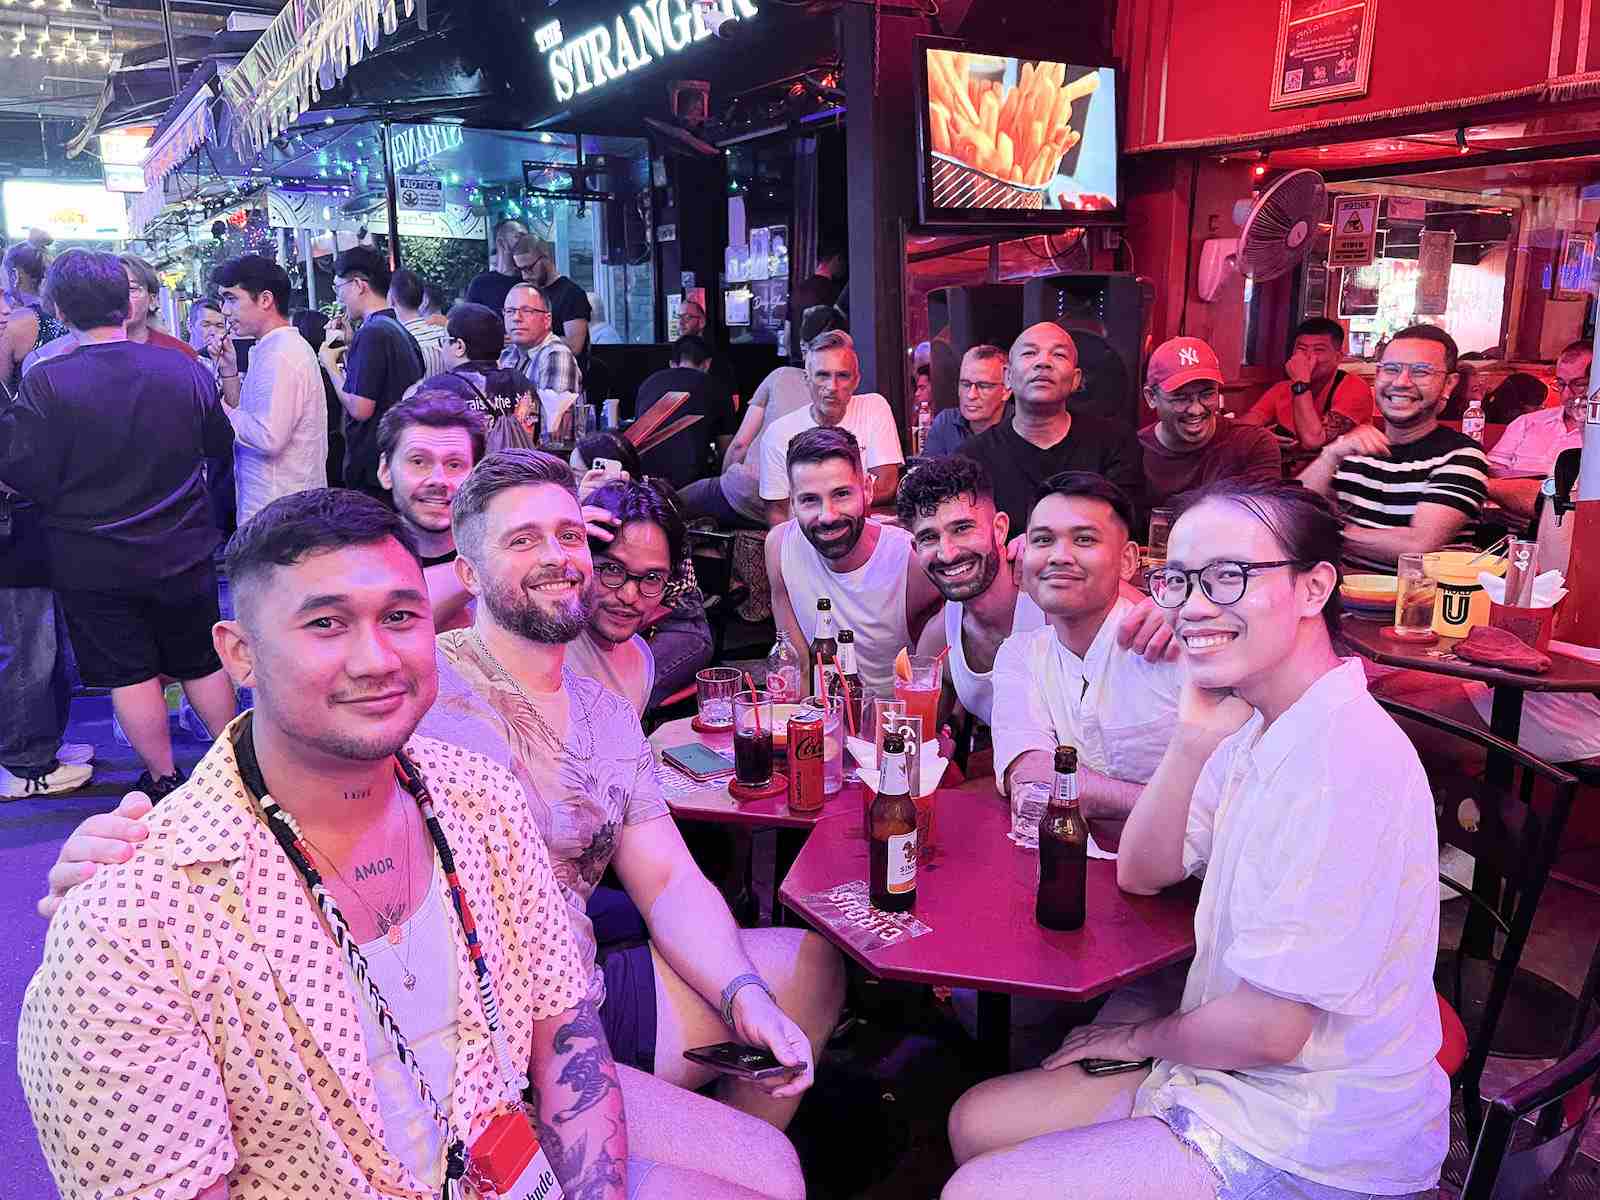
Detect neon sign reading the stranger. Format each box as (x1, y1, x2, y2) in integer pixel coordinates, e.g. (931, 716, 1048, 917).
(536, 0, 759, 103)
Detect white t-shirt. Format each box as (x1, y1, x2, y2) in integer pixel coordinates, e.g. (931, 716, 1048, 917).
(758, 392, 904, 501)
(945, 589, 1046, 726)
(402, 315, 450, 381)
(564, 629, 656, 718)
(226, 323, 328, 523)
(990, 597, 1182, 792)
(1133, 658, 1450, 1194)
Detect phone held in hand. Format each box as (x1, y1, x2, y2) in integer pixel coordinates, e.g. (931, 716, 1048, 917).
(1079, 1057, 1154, 1076)
(662, 743, 736, 781)
(683, 1042, 797, 1080)
(592, 457, 623, 474)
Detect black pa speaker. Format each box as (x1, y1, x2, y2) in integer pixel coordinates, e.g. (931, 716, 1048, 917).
(1021, 272, 1144, 429)
(925, 284, 1024, 414)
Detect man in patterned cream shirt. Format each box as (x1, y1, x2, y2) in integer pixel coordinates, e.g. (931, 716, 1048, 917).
(20, 490, 626, 1200)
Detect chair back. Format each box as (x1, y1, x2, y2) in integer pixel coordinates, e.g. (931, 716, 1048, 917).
(1377, 697, 1581, 1138)
(1460, 1024, 1600, 1199)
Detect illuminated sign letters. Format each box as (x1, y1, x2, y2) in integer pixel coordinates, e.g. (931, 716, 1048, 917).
(389, 123, 465, 176)
(541, 0, 758, 103)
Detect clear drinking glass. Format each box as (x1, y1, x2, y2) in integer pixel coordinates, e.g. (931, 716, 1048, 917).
(802, 694, 844, 795)
(732, 690, 774, 787)
(572, 403, 597, 441)
(1008, 780, 1052, 849)
(1146, 507, 1176, 568)
(695, 667, 740, 728)
(1392, 552, 1438, 641)
(870, 699, 907, 770)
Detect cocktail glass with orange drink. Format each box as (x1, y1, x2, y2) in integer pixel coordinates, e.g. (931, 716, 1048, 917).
(893, 651, 941, 740)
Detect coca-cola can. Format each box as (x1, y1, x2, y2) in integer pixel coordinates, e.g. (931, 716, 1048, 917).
(786, 711, 824, 813)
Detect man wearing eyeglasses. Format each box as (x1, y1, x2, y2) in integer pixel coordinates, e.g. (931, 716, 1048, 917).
(922, 344, 1014, 457)
(564, 478, 707, 716)
(1299, 323, 1488, 572)
(500, 282, 584, 440)
(1139, 336, 1281, 507)
(511, 234, 591, 359)
(1484, 340, 1592, 523)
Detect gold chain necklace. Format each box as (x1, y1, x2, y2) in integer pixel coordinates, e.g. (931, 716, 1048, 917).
(468, 629, 598, 758)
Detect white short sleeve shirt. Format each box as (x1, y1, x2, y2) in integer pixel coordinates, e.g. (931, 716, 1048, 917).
(758, 392, 905, 501)
(1133, 658, 1450, 1194)
(990, 597, 1183, 792)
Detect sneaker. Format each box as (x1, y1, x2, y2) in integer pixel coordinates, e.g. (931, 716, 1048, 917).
(0, 760, 94, 799)
(56, 742, 95, 766)
(133, 768, 186, 803)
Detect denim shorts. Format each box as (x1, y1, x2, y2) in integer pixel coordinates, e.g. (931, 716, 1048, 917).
(1148, 1094, 1434, 1200)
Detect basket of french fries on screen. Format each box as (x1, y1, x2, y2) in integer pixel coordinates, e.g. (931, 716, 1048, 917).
(925, 48, 1101, 210)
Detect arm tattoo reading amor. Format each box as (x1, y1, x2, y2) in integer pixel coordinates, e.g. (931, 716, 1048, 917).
(527, 999, 627, 1200)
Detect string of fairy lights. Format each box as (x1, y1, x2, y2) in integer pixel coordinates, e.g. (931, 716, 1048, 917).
(1, 0, 116, 66)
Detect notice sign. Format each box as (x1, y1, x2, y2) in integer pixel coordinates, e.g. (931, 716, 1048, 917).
(1270, 0, 1378, 110)
(1415, 229, 1456, 315)
(397, 175, 444, 213)
(1328, 193, 1380, 268)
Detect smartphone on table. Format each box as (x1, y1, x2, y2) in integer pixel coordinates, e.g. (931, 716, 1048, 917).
(662, 743, 736, 782)
(683, 1042, 798, 1080)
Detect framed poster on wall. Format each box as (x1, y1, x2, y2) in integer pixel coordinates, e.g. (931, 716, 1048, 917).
(1270, 0, 1378, 110)
(1552, 231, 1594, 302)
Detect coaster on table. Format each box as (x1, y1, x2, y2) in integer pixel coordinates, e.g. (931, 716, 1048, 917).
(728, 775, 788, 804)
(691, 715, 734, 736)
(1380, 626, 1438, 645)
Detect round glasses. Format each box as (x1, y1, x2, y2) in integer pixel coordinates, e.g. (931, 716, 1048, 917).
(1148, 559, 1308, 609)
(594, 559, 668, 598)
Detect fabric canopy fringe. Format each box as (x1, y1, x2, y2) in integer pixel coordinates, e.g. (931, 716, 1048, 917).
(1126, 81, 1551, 155)
(220, 0, 415, 156)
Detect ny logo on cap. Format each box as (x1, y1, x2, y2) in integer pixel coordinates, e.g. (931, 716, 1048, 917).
(1178, 346, 1200, 366)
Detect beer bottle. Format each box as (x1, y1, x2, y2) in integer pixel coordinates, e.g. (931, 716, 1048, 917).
(834, 628, 863, 724)
(1036, 745, 1087, 931)
(869, 730, 918, 912)
(810, 597, 839, 699)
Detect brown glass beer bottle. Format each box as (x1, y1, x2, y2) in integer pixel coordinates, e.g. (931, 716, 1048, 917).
(869, 730, 918, 912)
(1036, 745, 1087, 931)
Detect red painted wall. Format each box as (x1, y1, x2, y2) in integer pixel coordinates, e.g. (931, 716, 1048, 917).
(1121, 0, 1562, 151)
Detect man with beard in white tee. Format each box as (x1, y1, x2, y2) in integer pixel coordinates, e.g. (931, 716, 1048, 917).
(766, 426, 942, 700)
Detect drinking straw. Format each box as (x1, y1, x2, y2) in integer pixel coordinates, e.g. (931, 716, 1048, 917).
(1468, 535, 1509, 566)
(742, 671, 762, 736)
(823, 654, 858, 737)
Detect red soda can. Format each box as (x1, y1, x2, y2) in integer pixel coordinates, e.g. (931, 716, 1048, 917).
(787, 711, 825, 813)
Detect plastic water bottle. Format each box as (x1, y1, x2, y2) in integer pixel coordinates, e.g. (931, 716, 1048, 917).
(914, 396, 933, 455)
(1462, 398, 1485, 444)
(765, 633, 804, 701)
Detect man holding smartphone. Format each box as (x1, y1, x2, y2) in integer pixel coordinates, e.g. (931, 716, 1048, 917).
(211, 255, 327, 523)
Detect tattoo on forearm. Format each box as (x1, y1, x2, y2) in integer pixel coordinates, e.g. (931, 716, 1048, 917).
(551, 1002, 617, 1123)
(530, 1000, 626, 1200)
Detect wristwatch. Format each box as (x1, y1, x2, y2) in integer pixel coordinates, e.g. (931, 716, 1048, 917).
(1290, 382, 1312, 396)
(720, 972, 776, 1027)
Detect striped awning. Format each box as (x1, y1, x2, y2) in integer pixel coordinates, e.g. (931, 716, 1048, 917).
(220, 0, 414, 155)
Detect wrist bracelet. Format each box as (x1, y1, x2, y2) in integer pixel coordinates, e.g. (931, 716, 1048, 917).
(720, 972, 775, 1027)
(218, 371, 239, 380)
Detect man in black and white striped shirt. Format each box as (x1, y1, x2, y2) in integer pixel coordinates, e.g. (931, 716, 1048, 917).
(1299, 324, 1487, 572)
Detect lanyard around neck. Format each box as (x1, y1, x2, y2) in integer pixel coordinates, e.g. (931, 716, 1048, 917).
(233, 718, 528, 1195)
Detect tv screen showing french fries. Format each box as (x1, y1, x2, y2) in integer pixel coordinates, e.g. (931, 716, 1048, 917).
(921, 45, 1118, 216)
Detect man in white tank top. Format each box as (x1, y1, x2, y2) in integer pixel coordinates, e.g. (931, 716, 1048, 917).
(766, 426, 942, 698)
(899, 456, 1178, 730)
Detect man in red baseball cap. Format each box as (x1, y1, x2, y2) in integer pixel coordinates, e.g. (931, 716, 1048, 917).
(1138, 335, 1282, 507)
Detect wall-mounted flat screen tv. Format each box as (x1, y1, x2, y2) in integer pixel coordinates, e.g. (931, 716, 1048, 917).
(916, 37, 1119, 226)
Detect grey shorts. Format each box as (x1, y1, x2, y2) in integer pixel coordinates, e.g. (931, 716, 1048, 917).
(1148, 1094, 1434, 1200)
